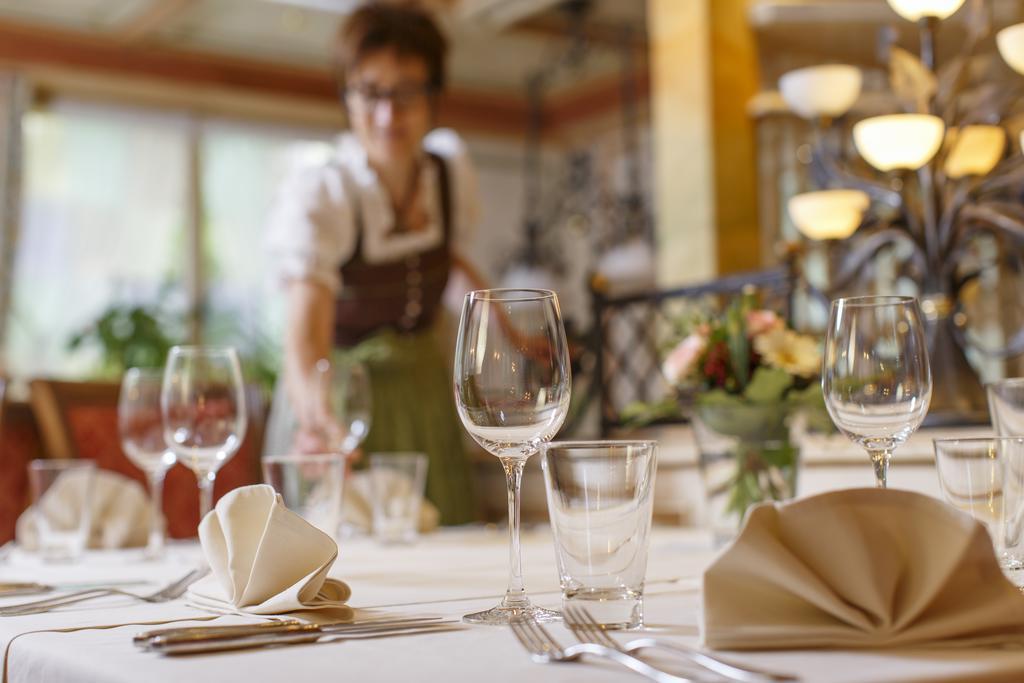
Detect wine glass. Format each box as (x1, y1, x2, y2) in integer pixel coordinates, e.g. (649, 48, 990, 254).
(823, 295, 932, 488)
(312, 358, 372, 457)
(454, 288, 571, 624)
(118, 367, 177, 559)
(161, 346, 247, 521)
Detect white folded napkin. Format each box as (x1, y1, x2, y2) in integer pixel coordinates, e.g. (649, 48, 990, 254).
(187, 484, 353, 617)
(16, 468, 150, 550)
(702, 488, 1024, 650)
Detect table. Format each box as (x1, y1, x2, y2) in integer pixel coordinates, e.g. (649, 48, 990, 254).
(2, 527, 1023, 683)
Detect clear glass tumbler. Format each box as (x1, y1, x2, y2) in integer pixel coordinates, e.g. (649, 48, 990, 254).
(369, 452, 428, 545)
(27, 459, 97, 562)
(540, 440, 658, 629)
(988, 378, 1024, 437)
(934, 437, 1024, 583)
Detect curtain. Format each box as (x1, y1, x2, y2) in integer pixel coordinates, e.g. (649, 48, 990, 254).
(0, 71, 25, 374)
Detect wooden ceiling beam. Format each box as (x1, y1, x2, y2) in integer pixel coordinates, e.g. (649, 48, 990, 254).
(115, 0, 198, 44)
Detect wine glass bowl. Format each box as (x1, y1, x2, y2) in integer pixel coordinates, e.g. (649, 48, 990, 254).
(454, 288, 571, 625)
(118, 367, 177, 559)
(161, 346, 247, 521)
(823, 295, 932, 488)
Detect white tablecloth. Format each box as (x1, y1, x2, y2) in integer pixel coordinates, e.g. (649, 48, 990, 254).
(1, 527, 1023, 683)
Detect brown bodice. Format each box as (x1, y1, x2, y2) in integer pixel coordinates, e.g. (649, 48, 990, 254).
(333, 153, 452, 347)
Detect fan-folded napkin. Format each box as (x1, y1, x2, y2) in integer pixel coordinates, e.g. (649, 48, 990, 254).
(16, 468, 150, 550)
(187, 484, 352, 617)
(703, 488, 1024, 650)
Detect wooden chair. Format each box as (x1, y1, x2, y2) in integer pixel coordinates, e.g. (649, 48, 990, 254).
(590, 268, 795, 436)
(0, 379, 42, 544)
(28, 378, 267, 538)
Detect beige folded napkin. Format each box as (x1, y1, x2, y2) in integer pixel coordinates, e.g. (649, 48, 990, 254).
(16, 468, 150, 550)
(703, 488, 1024, 650)
(187, 484, 353, 617)
(341, 472, 441, 534)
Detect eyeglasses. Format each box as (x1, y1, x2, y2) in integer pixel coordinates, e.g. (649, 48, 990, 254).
(344, 82, 435, 110)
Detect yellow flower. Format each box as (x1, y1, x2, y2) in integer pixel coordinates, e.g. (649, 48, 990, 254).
(754, 328, 821, 378)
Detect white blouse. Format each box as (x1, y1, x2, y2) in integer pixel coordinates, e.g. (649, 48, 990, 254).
(266, 128, 480, 295)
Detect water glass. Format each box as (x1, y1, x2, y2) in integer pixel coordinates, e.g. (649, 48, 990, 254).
(370, 452, 427, 545)
(541, 441, 658, 629)
(988, 378, 1024, 437)
(27, 459, 96, 562)
(934, 438, 1024, 582)
(262, 454, 345, 541)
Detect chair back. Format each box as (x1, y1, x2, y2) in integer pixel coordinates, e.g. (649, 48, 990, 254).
(591, 268, 794, 436)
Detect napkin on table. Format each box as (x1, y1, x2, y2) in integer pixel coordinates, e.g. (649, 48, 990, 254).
(16, 468, 150, 550)
(187, 484, 353, 618)
(702, 488, 1024, 650)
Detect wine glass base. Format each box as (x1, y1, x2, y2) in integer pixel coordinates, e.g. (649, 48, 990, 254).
(462, 603, 561, 625)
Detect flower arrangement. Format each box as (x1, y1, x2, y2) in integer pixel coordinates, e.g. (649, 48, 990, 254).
(658, 293, 825, 539)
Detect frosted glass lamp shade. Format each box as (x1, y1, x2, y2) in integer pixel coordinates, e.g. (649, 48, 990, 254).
(778, 65, 863, 120)
(787, 189, 870, 241)
(997, 23, 1024, 75)
(886, 0, 965, 21)
(944, 125, 1006, 178)
(853, 114, 945, 171)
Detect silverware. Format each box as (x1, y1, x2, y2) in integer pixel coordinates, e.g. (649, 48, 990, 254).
(510, 614, 693, 683)
(0, 580, 148, 597)
(0, 567, 210, 617)
(134, 616, 446, 648)
(145, 618, 464, 655)
(564, 605, 798, 683)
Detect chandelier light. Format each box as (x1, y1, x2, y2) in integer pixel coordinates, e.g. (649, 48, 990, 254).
(787, 190, 870, 241)
(885, 0, 966, 22)
(853, 114, 945, 171)
(778, 65, 863, 120)
(997, 23, 1024, 76)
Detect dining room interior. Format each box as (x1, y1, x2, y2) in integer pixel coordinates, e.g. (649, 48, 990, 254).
(0, 0, 1023, 680)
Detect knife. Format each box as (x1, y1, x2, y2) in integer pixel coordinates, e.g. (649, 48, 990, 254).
(146, 619, 463, 655)
(135, 616, 448, 648)
(0, 580, 147, 597)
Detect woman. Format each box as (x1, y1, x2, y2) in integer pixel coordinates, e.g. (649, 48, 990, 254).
(266, 3, 478, 525)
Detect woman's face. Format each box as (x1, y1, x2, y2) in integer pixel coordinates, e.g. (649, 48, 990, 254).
(345, 49, 435, 167)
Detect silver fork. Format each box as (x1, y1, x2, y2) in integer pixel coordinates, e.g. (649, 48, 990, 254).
(563, 605, 798, 683)
(0, 566, 210, 617)
(510, 615, 695, 683)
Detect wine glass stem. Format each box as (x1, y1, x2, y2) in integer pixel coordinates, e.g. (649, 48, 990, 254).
(145, 470, 166, 558)
(500, 457, 529, 610)
(869, 449, 892, 489)
(197, 472, 216, 520)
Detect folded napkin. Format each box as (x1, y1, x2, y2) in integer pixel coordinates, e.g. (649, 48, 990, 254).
(703, 488, 1024, 650)
(16, 468, 150, 550)
(341, 472, 441, 534)
(187, 484, 353, 617)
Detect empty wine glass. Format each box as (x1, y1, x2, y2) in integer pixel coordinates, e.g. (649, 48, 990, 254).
(161, 346, 247, 521)
(118, 367, 177, 559)
(823, 295, 932, 488)
(454, 289, 571, 625)
(313, 358, 372, 457)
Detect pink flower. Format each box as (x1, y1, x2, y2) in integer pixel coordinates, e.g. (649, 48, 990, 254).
(745, 309, 783, 337)
(662, 333, 707, 385)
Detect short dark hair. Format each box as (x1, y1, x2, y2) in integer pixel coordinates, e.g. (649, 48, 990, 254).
(334, 3, 448, 92)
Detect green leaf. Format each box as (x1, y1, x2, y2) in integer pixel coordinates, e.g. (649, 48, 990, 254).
(725, 300, 750, 389)
(744, 367, 793, 403)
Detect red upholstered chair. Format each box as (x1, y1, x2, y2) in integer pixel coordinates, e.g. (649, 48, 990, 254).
(0, 380, 41, 544)
(29, 379, 266, 538)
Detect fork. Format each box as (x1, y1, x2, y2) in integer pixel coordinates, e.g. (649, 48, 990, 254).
(563, 605, 798, 683)
(510, 615, 694, 683)
(0, 566, 210, 617)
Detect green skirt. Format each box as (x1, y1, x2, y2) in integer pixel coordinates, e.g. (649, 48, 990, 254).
(337, 328, 477, 526)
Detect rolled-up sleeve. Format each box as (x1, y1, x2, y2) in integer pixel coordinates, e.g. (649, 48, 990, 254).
(265, 163, 356, 295)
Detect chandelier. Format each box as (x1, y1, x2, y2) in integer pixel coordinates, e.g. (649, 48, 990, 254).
(779, 0, 1024, 424)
